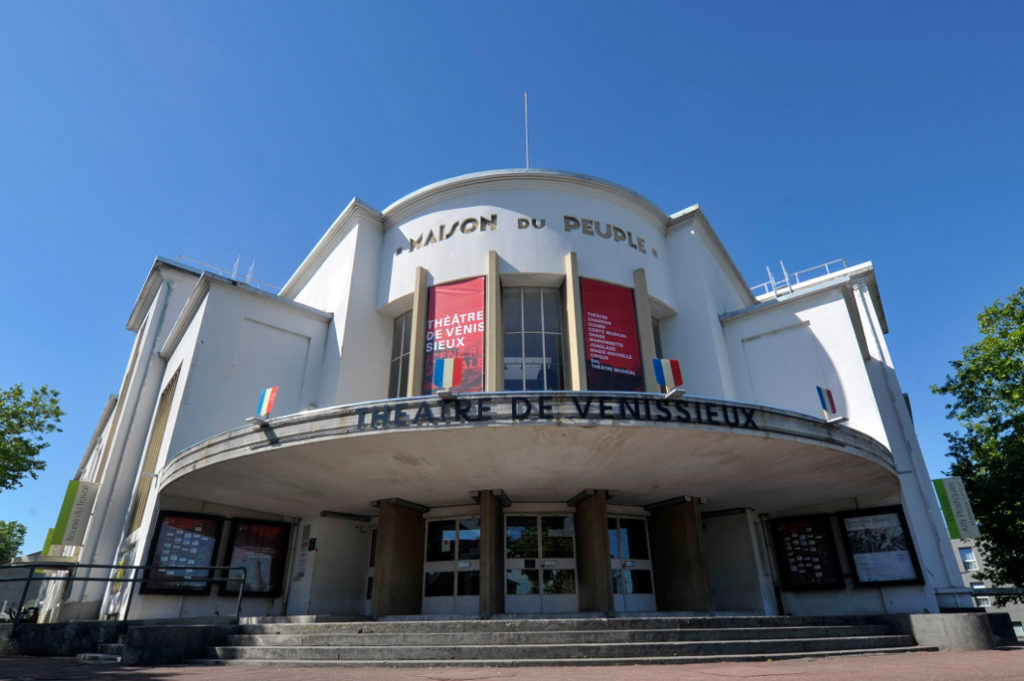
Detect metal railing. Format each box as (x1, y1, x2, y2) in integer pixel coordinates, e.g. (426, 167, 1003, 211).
(0, 562, 247, 637)
(751, 258, 849, 298)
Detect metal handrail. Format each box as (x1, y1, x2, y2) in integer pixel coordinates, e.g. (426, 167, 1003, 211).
(0, 561, 247, 637)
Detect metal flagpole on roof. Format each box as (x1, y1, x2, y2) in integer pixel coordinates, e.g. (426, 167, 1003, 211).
(524, 90, 530, 168)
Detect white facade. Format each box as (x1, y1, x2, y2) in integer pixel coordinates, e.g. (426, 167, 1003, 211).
(40, 169, 972, 622)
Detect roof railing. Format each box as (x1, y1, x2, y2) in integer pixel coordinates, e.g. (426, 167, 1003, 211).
(751, 258, 849, 299)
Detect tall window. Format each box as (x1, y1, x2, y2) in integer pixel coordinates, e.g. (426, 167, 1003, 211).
(652, 317, 664, 359)
(503, 287, 563, 390)
(959, 546, 979, 572)
(388, 311, 412, 398)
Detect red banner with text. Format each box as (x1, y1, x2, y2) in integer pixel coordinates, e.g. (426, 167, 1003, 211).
(580, 278, 644, 391)
(422, 277, 486, 394)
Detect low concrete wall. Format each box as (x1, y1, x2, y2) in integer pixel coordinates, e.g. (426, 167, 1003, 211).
(884, 613, 996, 650)
(0, 621, 125, 657)
(121, 624, 234, 665)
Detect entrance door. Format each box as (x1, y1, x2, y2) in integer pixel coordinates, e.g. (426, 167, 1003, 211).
(422, 517, 481, 615)
(609, 516, 656, 612)
(505, 514, 578, 613)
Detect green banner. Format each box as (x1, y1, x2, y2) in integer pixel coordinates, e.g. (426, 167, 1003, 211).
(51, 480, 81, 549)
(933, 478, 960, 539)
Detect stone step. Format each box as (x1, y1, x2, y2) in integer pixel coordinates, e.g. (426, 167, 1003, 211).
(236, 614, 883, 635)
(209, 634, 919, 661)
(98, 642, 125, 655)
(224, 624, 892, 647)
(76, 653, 122, 664)
(194, 644, 938, 667)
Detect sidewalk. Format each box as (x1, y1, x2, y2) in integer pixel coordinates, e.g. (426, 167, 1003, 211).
(2, 649, 1024, 681)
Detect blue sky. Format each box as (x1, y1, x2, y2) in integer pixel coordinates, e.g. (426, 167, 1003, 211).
(1, 2, 1022, 554)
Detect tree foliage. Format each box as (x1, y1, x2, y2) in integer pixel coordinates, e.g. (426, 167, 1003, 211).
(933, 287, 1024, 602)
(0, 520, 27, 563)
(0, 384, 64, 492)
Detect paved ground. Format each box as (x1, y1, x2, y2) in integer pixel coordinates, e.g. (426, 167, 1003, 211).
(3, 649, 1024, 681)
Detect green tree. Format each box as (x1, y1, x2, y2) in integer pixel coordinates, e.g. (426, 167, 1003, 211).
(0, 384, 64, 492)
(0, 520, 27, 563)
(933, 286, 1024, 602)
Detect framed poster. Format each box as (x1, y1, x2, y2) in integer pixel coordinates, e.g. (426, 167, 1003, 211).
(422, 277, 486, 394)
(220, 519, 291, 597)
(838, 506, 923, 586)
(769, 515, 844, 590)
(141, 511, 223, 594)
(579, 278, 644, 392)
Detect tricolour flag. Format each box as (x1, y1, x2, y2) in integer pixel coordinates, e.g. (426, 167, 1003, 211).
(433, 357, 463, 390)
(257, 386, 278, 418)
(816, 386, 837, 417)
(652, 358, 684, 390)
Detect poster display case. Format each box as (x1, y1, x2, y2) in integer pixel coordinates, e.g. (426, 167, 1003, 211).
(221, 519, 291, 597)
(837, 506, 923, 586)
(769, 515, 844, 590)
(142, 512, 223, 594)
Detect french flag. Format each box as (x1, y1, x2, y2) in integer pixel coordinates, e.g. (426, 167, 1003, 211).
(816, 386, 838, 416)
(433, 357, 464, 390)
(652, 358, 684, 390)
(257, 386, 278, 418)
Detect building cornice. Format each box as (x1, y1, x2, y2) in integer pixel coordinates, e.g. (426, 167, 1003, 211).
(160, 272, 332, 360)
(279, 198, 383, 300)
(126, 257, 203, 332)
(667, 206, 757, 308)
(382, 169, 669, 230)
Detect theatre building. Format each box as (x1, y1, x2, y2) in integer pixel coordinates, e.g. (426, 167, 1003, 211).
(39, 169, 972, 623)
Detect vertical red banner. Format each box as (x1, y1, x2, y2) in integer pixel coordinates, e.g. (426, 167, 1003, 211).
(580, 278, 644, 391)
(422, 277, 486, 394)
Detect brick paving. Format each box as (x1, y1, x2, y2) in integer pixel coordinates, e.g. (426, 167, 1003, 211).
(3, 649, 1024, 681)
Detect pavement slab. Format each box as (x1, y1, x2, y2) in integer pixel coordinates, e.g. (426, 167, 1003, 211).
(2, 649, 1024, 681)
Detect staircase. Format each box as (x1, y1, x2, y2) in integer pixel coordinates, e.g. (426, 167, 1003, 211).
(195, 615, 935, 667)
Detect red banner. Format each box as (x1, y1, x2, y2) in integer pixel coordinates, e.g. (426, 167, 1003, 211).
(580, 278, 644, 391)
(422, 277, 486, 394)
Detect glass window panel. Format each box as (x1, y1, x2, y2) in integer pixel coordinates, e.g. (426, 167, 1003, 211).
(424, 571, 454, 597)
(503, 333, 524, 391)
(959, 547, 978, 571)
(543, 569, 576, 594)
(543, 334, 563, 389)
(503, 289, 522, 332)
(506, 516, 538, 558)
(542, 289, 561, 333)
(506, 569, 539, 595)
(459, 518, 481, 560)
(426, 520, 456, 562)
(458, 570, 480, 596)
(523, 333, 546, 391)
(365, 576, 373, 600)
(541, 516, 574, 558)
(620, 518, 649, 560)
(612, 569, 624, 594)
(523, 288, 542, 331)
(608, 519, 620, 559)
(368, 529, 377, 567)
(652, 317, 663, 359)
(627, 569, 654, 594)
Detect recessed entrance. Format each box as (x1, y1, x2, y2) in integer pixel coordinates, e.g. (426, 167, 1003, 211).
(421, 517, 481, 615)
(609, 516, 655, 612)
(505, 514, 578, 613)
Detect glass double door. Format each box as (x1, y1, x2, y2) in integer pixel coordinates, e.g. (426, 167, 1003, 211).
(505, 514, 578, 613)
(609, 516, 655, 612)
(422, 517, 481, 615)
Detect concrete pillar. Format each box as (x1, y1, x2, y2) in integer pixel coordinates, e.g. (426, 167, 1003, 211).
(564, 252, 588, 391)
(485, 251, 502, 392)
(406, 267, 429, 396)
(572, 490, 614, 613)
(647, 497, 712, 612)
(477, 490, 506, 618)
(371, 499, 426, 617)
(633, 268, 660, 393)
